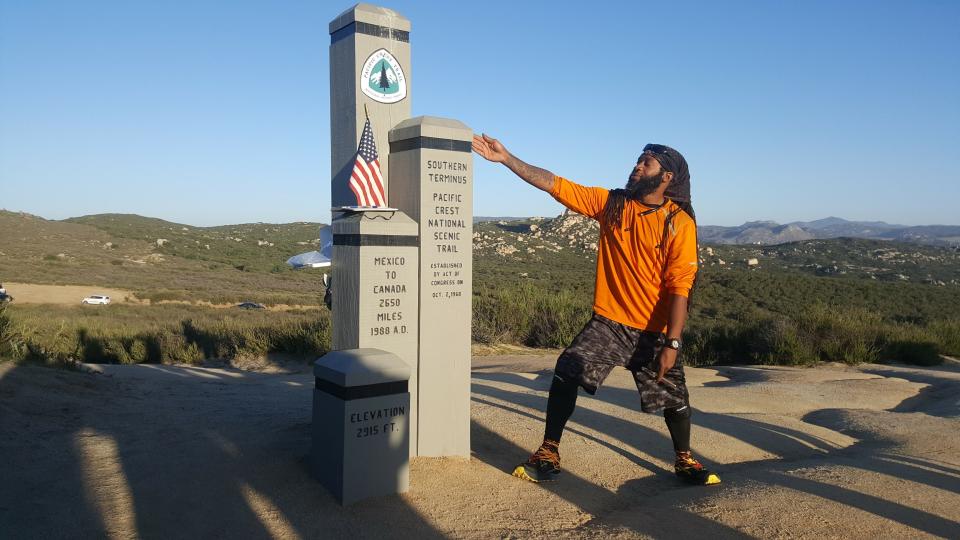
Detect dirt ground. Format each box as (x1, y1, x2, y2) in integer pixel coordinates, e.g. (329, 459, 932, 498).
(1, 356, 958, 539)
(0, 282, 318, 311)
(2, 282, 137, 304)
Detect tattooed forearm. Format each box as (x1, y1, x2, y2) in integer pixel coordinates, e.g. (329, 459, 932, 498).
(503, 153, 556, 192)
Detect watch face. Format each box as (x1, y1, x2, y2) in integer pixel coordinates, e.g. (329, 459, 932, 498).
(668, 339, 682, 350)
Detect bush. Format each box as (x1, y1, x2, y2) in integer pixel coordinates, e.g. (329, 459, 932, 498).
(878, 323, 942, 366)
(683, 322, 744, 366)
(4, 304, 331, 365)
(682, 304, 949, 367)
(882, 340, 941, 366)
(748, 316, 819, 366)
(0, 304, 25, 360)
(472, 284, 591, 347)
(526, 289, 592, 348)
(929, 319, 960, 357)
(795, 304, 883, 364)
(471, 303, 513, 344)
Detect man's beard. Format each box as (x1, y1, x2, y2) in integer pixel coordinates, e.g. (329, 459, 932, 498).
(624, 170, 664, 199)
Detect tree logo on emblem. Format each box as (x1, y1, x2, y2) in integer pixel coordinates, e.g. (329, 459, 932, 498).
(360, 49, 406, 104)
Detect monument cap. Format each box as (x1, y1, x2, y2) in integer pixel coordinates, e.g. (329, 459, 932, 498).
(329, 3, 411, 34)
(389, 116, 472, 143)
(314, 348, 411, 387)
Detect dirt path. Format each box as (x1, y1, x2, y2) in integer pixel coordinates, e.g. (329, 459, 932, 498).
(1, 359, 958, 538)
(2, 282, 136, 304)
(0, 282, 319, 311)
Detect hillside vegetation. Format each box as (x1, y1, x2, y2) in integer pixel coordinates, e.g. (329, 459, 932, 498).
(2, 210, 958, 367)
(0, 211, 325, 305)
(473, 214, 960, 366)
(64, 213, 325, 273)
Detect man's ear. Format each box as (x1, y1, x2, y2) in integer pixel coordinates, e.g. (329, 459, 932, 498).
(662, 171, 674, 185)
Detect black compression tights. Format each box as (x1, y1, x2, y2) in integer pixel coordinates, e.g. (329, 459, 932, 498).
(663, 404, 691, 453)
(544, 373, 692, 453)
(544, 375, 579, 442)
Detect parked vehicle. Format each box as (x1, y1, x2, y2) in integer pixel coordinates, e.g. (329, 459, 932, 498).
(236, 302, 266, 310)
(81, 295, 111, 305)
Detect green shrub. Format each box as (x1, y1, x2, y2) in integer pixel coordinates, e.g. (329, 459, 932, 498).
(882, 340, 941, 366)
(747, 316, 819, 366)
(0, 304, 26, 361)
(4, 304, 331, 365)
(683, 323, 743, 366)
(526, 289, 592, 348)
(877, 323, 942, 366)
(471, 288, 533, 344)
(795, 304, 883, 364)
(472, 284, 590, 347)
(929, 319, 960, 357)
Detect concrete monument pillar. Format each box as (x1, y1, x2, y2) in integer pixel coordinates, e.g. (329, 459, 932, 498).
(329, 4, 411, 208)
(388, 117, 473, 457)
(312, 348, 410, 505)
(331, 208, 420, 455)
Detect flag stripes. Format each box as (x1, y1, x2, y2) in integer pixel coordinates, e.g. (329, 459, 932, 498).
(349, 118, 386, 207)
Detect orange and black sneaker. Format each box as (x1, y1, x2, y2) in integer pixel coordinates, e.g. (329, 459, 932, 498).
(675, 451, 721, 485)
(512, 439, 561, 483)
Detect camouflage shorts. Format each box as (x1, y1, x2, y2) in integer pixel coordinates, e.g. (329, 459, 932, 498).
(554, 314, 689, 413)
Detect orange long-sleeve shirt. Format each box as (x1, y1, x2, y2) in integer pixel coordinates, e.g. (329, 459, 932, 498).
(549, 176, 698, 332)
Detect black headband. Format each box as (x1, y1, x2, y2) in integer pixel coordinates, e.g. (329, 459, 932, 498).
(643, 143, 691, 202)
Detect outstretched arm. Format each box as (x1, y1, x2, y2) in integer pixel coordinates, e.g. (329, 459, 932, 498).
(472, 133, 555, 192)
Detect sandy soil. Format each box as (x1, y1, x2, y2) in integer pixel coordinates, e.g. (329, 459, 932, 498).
(0, 282, 318, 311)
(1, 356, 958, 539)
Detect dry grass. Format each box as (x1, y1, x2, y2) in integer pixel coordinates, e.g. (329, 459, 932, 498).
(2, 303, 330, 365)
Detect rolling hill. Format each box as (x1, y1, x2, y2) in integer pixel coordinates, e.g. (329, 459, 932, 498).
(3, 209, 959, 318)
(0, 211, 326, 305)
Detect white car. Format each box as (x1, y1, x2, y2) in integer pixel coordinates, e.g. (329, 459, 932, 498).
(81, 295, 111, 305)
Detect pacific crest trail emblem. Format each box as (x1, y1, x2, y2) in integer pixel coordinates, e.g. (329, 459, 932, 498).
(360, 49, 407, 104)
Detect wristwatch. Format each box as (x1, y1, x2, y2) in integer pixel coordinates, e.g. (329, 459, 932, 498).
(664, 338, 682, 351)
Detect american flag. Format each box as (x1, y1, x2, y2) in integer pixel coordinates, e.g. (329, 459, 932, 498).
(349, 118, 386, 207)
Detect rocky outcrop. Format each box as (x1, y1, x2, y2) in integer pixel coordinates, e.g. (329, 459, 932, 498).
(473, 210, 600, 259)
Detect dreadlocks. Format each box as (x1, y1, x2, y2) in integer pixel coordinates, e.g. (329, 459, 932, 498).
(672, 199, 699, 308)
(601, 166, 668, 230)
(601, 189, 631, 230)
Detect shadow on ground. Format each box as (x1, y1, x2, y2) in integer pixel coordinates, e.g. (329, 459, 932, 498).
(0, 363, 444, 539)
(470, 367, 960, 537)
(2, 360, 958, 538)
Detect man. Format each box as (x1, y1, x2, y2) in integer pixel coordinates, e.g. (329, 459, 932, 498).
(472, 134, 719, 486)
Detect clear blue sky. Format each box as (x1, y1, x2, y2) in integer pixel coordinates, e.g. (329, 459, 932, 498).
(2, 1, 958, 226)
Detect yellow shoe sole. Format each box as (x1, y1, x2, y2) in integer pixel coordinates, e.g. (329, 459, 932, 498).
(512, 464, 538, 483)
(676, 469, 722, 485)
(512, 463, 560, 483)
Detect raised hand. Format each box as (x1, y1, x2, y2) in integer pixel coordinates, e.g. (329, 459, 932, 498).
(472, 133, 510, 163)
(471, 132, 555, 192)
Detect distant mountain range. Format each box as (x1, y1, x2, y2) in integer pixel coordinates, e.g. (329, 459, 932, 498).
(698, 217, 960, 246)
(478, 215, 960, 247)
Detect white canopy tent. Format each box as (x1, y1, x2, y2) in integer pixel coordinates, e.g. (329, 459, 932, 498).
(286, 226, 333, 269)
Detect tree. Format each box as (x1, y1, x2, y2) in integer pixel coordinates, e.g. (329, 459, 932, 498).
(378, 63, 390, 90)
